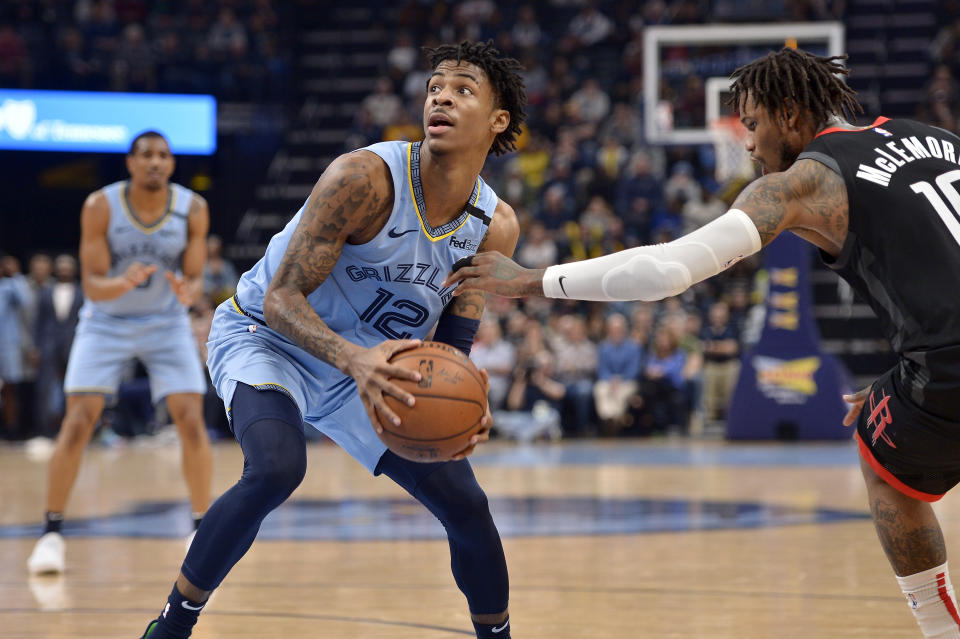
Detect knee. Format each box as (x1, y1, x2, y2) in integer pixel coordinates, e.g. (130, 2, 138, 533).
(423, 470, 491, 525)
(244, 450, 307, 505)
(458, 483, 490, 517)
(175, 414, 208, 447)
(59, 407, 99, 449)
(169, 402, 205, 432)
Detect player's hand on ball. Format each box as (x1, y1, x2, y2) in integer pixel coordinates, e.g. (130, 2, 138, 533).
(452, 368, 492, 460)
(122, 262, 157, 290)
(842, 385, 871, 427)
(348, 339, 423, 434)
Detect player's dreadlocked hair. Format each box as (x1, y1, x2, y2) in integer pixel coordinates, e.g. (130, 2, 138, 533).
(728, 48, 863, 127)
(425, 40, 527, 156)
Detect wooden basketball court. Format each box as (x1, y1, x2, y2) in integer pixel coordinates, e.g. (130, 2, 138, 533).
(2, 437, 953, 638)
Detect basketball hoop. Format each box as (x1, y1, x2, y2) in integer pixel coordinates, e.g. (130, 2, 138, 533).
(709, 116, 755, 185)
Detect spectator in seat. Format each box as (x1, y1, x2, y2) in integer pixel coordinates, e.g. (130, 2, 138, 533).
(701, 301, 741, 424)
(637, 325, 689, 435)
(552, 314, 598, 437)
(593, 313, 642, 435)
(33, 255, 84, 439)
(469, 319, 516, 411)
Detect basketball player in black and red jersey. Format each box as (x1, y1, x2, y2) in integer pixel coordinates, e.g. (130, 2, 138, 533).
(446, 48, 960, 638)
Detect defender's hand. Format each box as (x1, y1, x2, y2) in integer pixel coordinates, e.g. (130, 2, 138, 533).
(842, 385, 871, 427)
(122, 262, 157, 291)
(452, 368, 492, 460)
(164, 271, 200, 307)
(346, 339, 423, 433)
(443, 251, 543, 299)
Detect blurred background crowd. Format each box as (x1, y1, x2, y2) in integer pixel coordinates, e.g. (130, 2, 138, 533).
(2, 0, 958, 445)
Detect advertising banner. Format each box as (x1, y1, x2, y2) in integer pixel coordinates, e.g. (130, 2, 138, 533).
(0, 89, 216, 155)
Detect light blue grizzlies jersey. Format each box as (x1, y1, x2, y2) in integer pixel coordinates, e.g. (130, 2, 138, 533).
(84, 180, 194, 319)
(231, 140, 496, 401)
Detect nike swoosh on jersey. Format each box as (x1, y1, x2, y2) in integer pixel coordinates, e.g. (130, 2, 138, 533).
(388, 227, 419, 238)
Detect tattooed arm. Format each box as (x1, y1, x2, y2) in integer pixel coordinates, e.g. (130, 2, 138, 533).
(445, 158, 848, 299)
(263, 151, 421, 429)
(732, 158, 849, 255)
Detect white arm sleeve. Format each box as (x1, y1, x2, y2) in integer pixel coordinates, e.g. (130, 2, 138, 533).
(542, 209, 762, 301)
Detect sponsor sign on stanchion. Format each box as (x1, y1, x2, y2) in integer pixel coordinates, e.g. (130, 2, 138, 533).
(726, 232, 850, 439)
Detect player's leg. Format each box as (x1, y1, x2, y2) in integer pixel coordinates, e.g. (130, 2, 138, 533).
(46, 394, 106, 512)
(377, 452, 511, 639)
(140, 383, 306, 639)
(28, 315, 130, 574)
(856, 370, 960, 639)
(27, 393, 105, 574)
(860, 457, 960, 638)
(165, 392, 212, 528)
(142, 318, 213, 534)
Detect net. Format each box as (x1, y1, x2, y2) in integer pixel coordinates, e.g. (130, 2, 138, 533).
(709, 115, 755, 184)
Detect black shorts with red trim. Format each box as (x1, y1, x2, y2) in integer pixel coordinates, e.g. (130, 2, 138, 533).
(856, 366, 960, 502)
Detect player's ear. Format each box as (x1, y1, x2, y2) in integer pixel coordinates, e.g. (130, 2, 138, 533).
(490, 108, 509, 135)
(782, 99, 801, 130)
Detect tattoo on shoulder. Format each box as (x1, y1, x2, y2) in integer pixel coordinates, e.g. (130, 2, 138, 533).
(738, 159, 848, 245)
(787, 159, 848, 236)
(282, 159, 386, 289)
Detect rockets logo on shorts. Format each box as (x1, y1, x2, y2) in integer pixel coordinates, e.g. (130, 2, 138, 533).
(866, 388, 895, 448)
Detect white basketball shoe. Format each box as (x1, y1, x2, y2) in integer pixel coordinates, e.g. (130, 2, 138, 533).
(27, 532, 65, 575)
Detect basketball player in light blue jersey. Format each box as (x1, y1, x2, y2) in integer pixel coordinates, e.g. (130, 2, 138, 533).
(28, 131, 213, 576)
(138, 41, 526, 639)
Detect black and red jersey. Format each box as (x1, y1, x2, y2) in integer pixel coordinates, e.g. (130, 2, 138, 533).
(798, 117, 960, 412)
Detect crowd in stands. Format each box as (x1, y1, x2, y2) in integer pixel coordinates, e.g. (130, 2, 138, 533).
(3, 0, 959, 444)
(0, 0, 293, 100)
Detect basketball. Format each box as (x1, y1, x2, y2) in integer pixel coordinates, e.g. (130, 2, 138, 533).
(376, 341, 487, 462)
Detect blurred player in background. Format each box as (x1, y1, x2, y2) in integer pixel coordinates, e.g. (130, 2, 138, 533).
(447, 47, 960, 639)
(137, 41, 524, 639)
(27, 131, 212, 576)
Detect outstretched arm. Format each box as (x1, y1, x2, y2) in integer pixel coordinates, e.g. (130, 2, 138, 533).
(444, 159, 845, 300)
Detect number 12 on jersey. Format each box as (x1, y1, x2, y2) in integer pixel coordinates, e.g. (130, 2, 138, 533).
(911, 169, 960, 246)
(359, 287, 429, 339)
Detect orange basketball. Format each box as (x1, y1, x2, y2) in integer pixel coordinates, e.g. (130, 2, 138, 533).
(376, 341, 487, 462)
